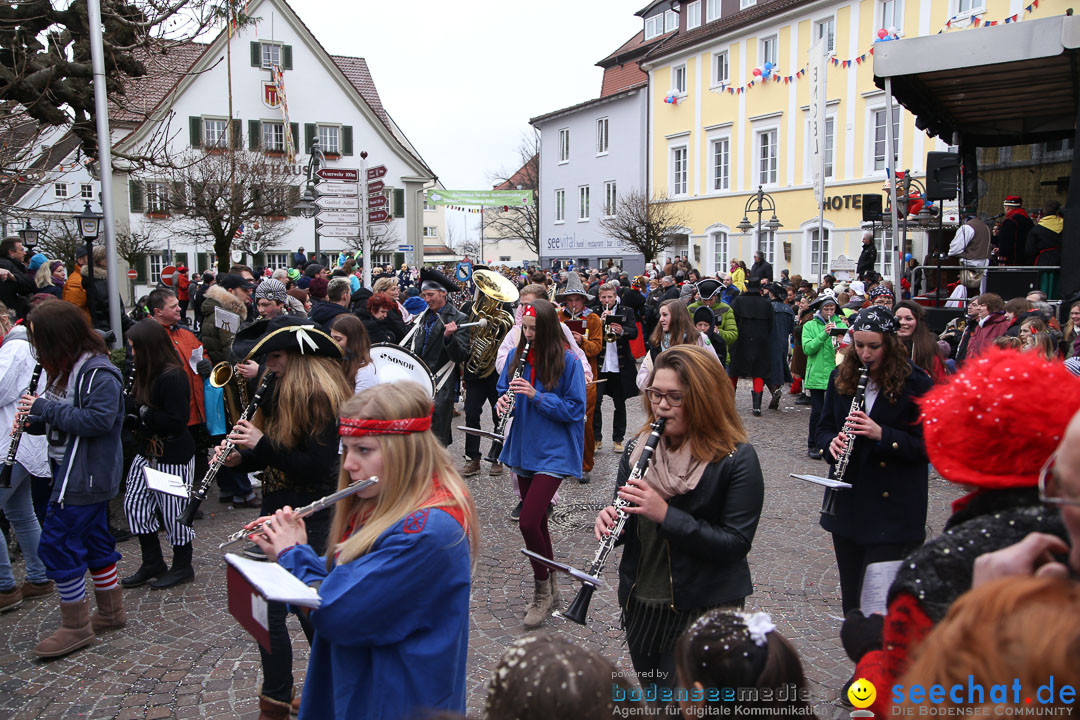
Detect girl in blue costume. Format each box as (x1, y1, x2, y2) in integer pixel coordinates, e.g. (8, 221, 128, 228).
(248, 381, 478, 720)
(497, 298, 586, 628)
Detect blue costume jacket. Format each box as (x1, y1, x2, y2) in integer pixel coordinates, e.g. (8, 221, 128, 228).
(277, 507, 471, 720)
(497, 348, 586, 479)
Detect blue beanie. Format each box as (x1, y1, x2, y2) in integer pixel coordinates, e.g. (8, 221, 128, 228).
(28, 253, 48, 272)
(403, 296, 428, 315)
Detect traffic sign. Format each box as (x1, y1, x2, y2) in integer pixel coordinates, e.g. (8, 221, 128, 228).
(368, 209, 389, 223)
(367, 195, 387, 208)
(368, 224, 388, 236)
(316, 168, 359, 182)
(315, 181, 358, 196)
(397, 245, 414, 252)
(315, 195, 359, 210)
(316, 210, 360, 224)
(318, 225, 361, 237)
(160, 265, 176, 287)
(366, 180, 385, 194)
(127, 268, 138, 280)
(366, 165, 387, 180)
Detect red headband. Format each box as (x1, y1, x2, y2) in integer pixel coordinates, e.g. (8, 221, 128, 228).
(521, 304, 537, 318)
(339, 408, 434, 437)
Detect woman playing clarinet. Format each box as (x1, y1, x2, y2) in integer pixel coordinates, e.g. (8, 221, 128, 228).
(816, 306, 933, 614)
(497, 298, 586, 629)
(121, 319, 196, 589)
(248, 381, 478, 720)
(594, 345, 764, 693)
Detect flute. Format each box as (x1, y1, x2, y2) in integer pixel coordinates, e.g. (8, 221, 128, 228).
(218, 475, 379, 548)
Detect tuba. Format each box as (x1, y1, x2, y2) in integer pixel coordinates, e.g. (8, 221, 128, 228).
(464, 269, 518, 378)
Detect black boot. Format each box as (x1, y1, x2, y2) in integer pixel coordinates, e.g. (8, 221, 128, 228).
(121, 534, 168, 588)
(768, 385, 782, 410)
(150, 543, 195, 589)
(751, 391, 763, 416)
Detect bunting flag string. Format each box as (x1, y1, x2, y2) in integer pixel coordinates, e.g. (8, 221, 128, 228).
(937, 0, 1038, 34)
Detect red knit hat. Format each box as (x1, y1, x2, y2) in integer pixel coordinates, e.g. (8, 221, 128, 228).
(920, 348, 1080, 489)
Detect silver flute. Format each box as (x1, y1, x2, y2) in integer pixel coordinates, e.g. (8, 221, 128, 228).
(219, 475, 379, 548)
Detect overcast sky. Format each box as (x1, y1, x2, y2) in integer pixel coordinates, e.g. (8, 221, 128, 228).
(294, 0, 646, 190)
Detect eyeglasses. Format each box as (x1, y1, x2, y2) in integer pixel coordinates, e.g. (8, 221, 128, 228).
(644, 387, 684, 407)
(1039, 451, 1080, 507)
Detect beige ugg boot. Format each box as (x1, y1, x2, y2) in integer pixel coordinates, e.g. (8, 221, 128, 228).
(90, 587, 126, 633)
(33, 598, 95, 658)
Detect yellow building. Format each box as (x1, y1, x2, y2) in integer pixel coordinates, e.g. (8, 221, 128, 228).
(641, 0, 1055, 281)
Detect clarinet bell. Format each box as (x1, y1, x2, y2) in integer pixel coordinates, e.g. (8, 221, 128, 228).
(0, 463, 12, 489)
(820, 488, 840, 516)
(178, 494, 203, 527)
(558, 583, 595, 626)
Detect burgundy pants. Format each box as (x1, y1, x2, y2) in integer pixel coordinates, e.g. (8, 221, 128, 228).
(518, 473, 563, 581)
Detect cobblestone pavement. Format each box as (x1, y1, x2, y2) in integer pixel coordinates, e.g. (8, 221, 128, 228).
(0, 381, 963, 719)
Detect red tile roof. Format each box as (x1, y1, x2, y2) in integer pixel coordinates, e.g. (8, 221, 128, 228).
(601, 63, 649, 97)
(329, 55, 391, 133)
(493, 154, 537, 190)
(108, 42, 210, 125)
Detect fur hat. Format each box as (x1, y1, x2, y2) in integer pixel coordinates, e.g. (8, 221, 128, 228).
(920, 348, 1080, 489)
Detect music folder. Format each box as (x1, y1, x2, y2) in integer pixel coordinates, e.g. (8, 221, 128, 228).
(225, 553, 321, 652)
(790, 473, 853, 489)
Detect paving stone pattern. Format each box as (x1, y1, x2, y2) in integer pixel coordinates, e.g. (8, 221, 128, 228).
(0, 383, 962, 719)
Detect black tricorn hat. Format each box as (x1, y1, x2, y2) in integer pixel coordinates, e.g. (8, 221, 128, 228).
(241, 316, 343, 361)
(420, 268, 458, 294)
(695, 279, 722, 300)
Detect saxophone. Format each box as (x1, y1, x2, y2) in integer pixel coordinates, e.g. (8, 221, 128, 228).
(821, 366, 869, 515)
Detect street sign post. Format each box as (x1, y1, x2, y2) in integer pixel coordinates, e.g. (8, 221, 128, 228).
(366, 165, 387, 180)
(367, 195, 387, 208)
(316, 210, 360, 224)
(368, 209, 389, 223)
(315, 196, 359, 210)
(319, 225, 361, 237)
(315, 181, 358, 196)
(126, 268, 137, 280)
(366, 180, 385, 194)
(316, 168, 359, 182)
(368, 224, 388, 237)
(397, 245, 414, 252)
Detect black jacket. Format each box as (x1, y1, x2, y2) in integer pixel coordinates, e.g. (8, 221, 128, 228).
(817, 363, 933, 544)
(857, 243, 878, 278)
(1026, 220, 1062, 267)
(595, 302, 640, 398)
(614, 442, 764, 610)
(126, 367, 194, 464)
(618, 286, 646, 323)
(748, 260, 773, 283)
(727, 292, 774, 378)
(0, 255, 35, 318)
(307, 299, 349, 330)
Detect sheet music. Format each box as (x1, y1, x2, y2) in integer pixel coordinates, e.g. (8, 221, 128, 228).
(224, 554, 322, 608)
(860, 560, 903, 616)
(214, 307, 240, 333)
(790, 473, 853, 489)
(144, 467, 190, 498)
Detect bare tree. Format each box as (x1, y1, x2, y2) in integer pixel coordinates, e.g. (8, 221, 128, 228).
(600, 190, 689, 263)
(114, 220, 165, 273)
(336, 224, 401, 259)
(35, 218, 85, 273)
(485, 134, 539, 257)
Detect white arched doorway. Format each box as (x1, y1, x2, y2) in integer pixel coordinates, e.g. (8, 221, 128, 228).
(703, 223, 731, 277)
(800, 218, 835, 281)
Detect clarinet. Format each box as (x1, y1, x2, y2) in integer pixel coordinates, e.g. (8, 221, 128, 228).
(822, 366, 869, 516)
(179, 372, 275, 527)
(482, 340, 531, 464)
(0, 363, 43, 489)
(561, 417, 667, 625)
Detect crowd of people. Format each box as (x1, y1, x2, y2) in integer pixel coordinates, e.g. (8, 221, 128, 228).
(0, 223, 1078, 720)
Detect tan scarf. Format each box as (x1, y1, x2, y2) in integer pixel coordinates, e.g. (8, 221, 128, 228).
(628, 430, 707, 500)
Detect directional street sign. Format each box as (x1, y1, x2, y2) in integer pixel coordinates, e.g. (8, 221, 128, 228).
(366, 165, 387, 180)
(316, 168, 359, 182)
(397, 245, 414, 252)
(368, 224, 388, 236)
(316, 210, 360, 224)
(368, 209, 389, 223)
(315, 196, 359, 210)
(367, 180, 385, 194)
(318, 225, 361, 237)
(367, 195, 387, 208)
(315, 181, 358, 196)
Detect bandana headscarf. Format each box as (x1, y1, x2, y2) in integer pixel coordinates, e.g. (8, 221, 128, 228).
(849, 306, 897, 334)
(868, 285, 894, 303)
(339, 407, 434, 437)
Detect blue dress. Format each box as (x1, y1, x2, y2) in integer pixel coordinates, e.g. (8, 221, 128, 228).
(277, 508, 471, 720)
(497, 348, 586, 479)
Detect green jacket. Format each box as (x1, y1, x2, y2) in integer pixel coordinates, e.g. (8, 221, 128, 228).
(801, 314, 848, 390)
(687, 299, 739, 347)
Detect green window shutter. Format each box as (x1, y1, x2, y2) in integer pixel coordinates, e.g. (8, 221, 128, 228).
(174, 252, 189, 269)
(290, 123, 299, 150)
(248, 120, 261, 151)
(282, 45, 293, 70)
(171, 181, 186, 211)
(231, 119, 242, 150)
(251, 42, 261, 67)
(304, 123, 316, 153)
(135, 257, 147, 283)
(287, 185, 301, 216)
(393, 188, 405, 219)
(189, 116, 202, 148)
(129, 179, 144, 213)
(341, 125, 353, 156)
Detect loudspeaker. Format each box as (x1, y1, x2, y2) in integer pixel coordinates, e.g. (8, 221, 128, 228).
(861, 194, 883, 222)
(925, 152, 960, 201)
(986, 268, 1040, 299)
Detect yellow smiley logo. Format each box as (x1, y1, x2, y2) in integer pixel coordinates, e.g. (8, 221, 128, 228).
(848, 678, 877, 709)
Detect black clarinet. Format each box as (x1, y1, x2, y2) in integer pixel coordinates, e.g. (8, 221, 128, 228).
(179, 372, 274, 527)
(821, 367, 869, 516)
(483, 340, 531, 464)
(1, 363, 43, 488)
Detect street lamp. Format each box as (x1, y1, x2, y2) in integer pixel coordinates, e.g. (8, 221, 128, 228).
(737, 185, 782, 260)
(17, 218, 40, 251)
(73, 200, 104, 319)
(299, 137, 326, 265)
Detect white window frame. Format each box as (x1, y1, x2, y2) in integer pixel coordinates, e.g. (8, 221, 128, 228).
(261, 42, 282, 69)
(710, 136, 731, 192)
(264, 252, 289, 269)
(805, 224, 832, 278)
(879, 227, 897, 279)
(149, 253, 167, 281)
(145, 181, 169, 213)
(53, 182, 68, 199)
(755, 127, 779, 187)
(262, 121, 285, 152)
(804, 114, 836, 180)
(204, 116, 229, 148)
(423, 226, 437, 238)
(706, 0, 721, 22)
(755, 229, 776, 267)
(604, 181, 617, 218)
(868, 105, 901, 173)
(554, 188, 565, 223)
(665, 9, 678, 32)
(645, 13, 664, 39)
(670, 145, 689, 197)
(815, 17, 836, 54)
(711, 229, 729, 272)
(578, 185, 590, 222)
(711, 51, 729, 86)
(672, 64, 687, 95)
(954, 0, 985, 17)
(318, 124, 341, 155)
(687, 1, 701, 30)
(880, 0, 904, 33)
(596, 117, 609, 155)
(80, 183, 94, 200)
(760, 35, 778, 67)
(558, 128, 570, 164)
(741, 0, 757, 9)
(424, 195, 436, 211)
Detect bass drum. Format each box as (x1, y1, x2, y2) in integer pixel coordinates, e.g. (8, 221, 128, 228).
(369, 343, 436, 398)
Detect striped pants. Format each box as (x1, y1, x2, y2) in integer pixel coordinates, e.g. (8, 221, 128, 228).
(124, 454, 195, 546)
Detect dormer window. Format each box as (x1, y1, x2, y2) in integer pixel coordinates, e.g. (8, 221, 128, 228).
(645, 13, 664, 39)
